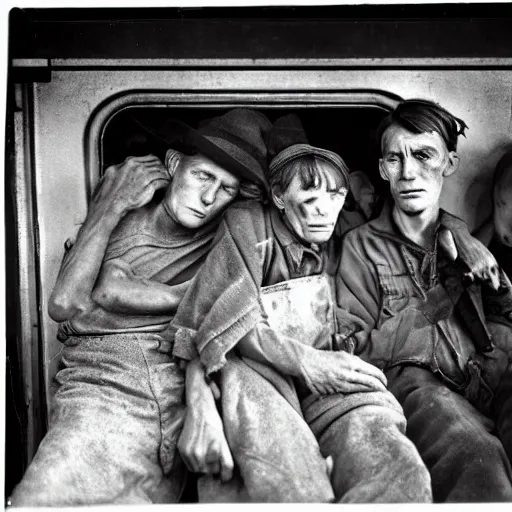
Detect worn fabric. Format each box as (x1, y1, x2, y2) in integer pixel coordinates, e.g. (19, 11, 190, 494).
(172, 200, 336, 374)
(309, 398, 432, 502)
(173, 200, 431, 503)
(197, 353, 334, 503)
(387, 365, 512, 502)
(11, 197, 224, 506)
(335, 203, 512, 501)
(10, 334, 187, 506)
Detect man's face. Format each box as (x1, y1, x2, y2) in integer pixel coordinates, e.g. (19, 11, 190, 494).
(165, 153, 240, 229)
(494, 162, 512, 247)
(275, 163, 348, 244)
(379, 124, 459, 216)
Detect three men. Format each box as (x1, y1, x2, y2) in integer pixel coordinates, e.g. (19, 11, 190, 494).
(336, 99, 512, 501)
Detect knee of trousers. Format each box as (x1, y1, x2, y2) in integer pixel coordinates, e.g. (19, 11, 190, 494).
(327, 405, 432, 500)
(348, 404, 408, 436)
(358, 406, 428, 468)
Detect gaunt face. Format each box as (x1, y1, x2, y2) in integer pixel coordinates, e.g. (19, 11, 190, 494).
(164, 153, 240, 229)
(379, 124, 459, 216)
(276, 162, 348, 245)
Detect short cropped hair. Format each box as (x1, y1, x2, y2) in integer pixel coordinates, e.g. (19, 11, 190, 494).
(269, 154, 349, 195)
(376, 99, 468, 153)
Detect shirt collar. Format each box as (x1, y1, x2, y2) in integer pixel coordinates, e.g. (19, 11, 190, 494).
(270, 207, 323, 273)
(372, 200, 442, 255)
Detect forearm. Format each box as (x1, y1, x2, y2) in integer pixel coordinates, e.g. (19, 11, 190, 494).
(67, 302, 174, 334)
(237, 323, 315, 378)
(237, 317, 387, 395)
(185, 358, 217, 410)
(49, 155, 170, 323)
(92, 261, 188, 315)
(49, 200, 124, 322)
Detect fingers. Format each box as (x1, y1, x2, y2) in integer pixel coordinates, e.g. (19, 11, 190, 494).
(339, 352, 387, 386)
(465, 266, 500, 291)
(123, 154, 162, 165)
(219, 442, 234, 482)
(177, 437, 199, 473)
(178, 432, 233, 481)
(208, 381, 221, 401)
(489, 266, 500, 291)
(336, 367, 388, 392)
(438, 228, 458, 262)
(325, 455, 334, 480)
(201, 440, 233, 482)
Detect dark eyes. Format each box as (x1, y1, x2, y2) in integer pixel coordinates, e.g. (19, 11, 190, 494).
(386, 152, 429, 163)
(413, 152, 429, 161)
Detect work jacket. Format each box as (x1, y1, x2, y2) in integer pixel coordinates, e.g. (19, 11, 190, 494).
(336, 202, 512, 394)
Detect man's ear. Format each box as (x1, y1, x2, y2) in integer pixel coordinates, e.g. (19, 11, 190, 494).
(271, 187, 285, 210)
(443, 151, 460, 177)
(165, 149, 182, 178)
(378, 159, 390, 182)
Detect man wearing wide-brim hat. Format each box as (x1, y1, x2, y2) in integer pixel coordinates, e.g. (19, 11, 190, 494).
(9, 108, 276, 506)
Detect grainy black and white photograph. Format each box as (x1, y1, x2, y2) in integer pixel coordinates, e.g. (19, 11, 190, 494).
(4, 0, 512, 506)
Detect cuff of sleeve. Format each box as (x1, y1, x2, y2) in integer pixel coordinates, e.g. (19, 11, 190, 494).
(172, 326, 199, 361)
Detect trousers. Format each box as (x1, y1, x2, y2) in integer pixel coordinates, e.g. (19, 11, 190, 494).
(10, 333, 187, 506)
(304, 391, 432, 502)
(387, 364, 512, 502)
(198, 353, 432, 503)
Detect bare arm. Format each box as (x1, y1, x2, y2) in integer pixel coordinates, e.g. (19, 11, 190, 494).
(178, 359, 234, 481)
(91, 259, 189, 316)
(237, 323, 387, 395)
(48, 155, 169, 322)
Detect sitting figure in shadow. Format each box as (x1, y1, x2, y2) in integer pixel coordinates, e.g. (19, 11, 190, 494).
(475, 149, 512, 280)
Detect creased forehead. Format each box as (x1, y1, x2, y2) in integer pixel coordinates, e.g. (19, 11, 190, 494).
(381, 124, 447, 153)
(182, 153, 239, 186)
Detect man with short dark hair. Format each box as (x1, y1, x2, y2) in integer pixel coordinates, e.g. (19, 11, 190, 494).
(335, 99, 512, 501)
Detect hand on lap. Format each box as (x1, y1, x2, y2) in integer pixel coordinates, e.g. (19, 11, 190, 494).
(300, 349, 387, 395)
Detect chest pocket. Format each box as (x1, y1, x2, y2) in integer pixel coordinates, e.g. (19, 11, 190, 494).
(260, 274, 335, 350)
(376, 264, 425, 326)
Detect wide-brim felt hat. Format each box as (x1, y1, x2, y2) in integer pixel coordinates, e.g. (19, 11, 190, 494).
(131, 108, 272, 190)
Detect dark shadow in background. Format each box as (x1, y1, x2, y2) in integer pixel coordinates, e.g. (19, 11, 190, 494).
(102, 106, 389, 215)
